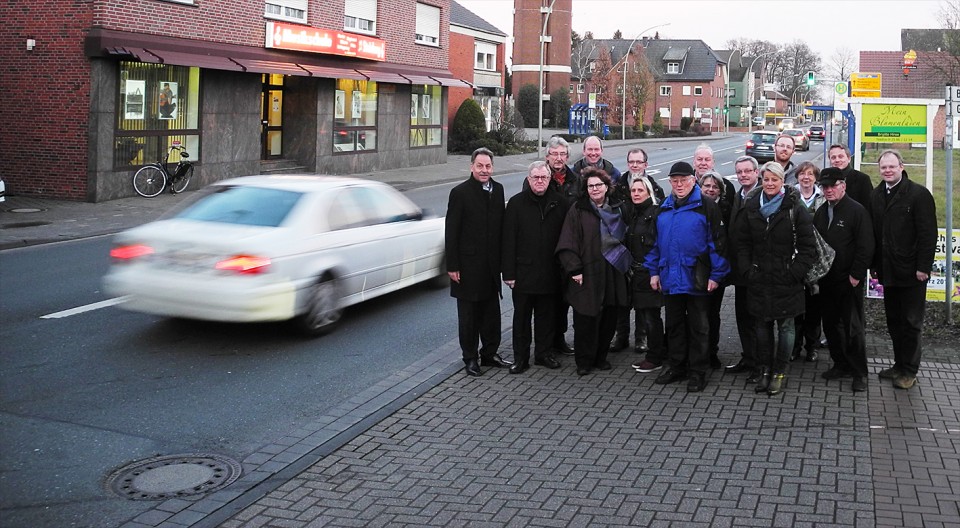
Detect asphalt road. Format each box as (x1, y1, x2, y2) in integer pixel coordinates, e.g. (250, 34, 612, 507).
(0, 134, 823, 527)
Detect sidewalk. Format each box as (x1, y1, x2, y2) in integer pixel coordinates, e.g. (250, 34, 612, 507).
(3, 136, 958, 528)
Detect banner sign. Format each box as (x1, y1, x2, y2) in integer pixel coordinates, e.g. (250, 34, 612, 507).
(867, 228, 959, 302)
(860, 104, 927, 143)
(265, 21, 386, 61)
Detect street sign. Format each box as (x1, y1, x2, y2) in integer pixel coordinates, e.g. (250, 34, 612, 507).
(850, 72, 881, 98)
(947, 86, 960, 102)
(833, 81, 849, 109)
(947, 102, 960, 116)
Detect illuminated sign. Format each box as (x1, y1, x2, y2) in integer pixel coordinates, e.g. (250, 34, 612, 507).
(265, 21, 385, 61)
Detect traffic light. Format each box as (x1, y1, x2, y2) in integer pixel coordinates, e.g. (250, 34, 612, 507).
(805, 71, 815, 86)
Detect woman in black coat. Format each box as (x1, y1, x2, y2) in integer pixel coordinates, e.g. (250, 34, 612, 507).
(556, 167, 631, 376)
(625, 177, 664, 373)
(736, 162, 816, 395)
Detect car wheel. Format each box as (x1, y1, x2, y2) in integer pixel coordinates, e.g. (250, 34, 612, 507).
(294, 276, 343, 337)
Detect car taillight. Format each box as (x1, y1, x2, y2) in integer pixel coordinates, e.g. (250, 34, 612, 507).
(746, 140, 755, 148)
(215, 255, 271, 274)
(110, 244, 154, 261)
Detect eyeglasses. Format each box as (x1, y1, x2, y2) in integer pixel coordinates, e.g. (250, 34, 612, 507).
(547, 151, 568, 158)
(627, 159, 647, 165)
(529, 175, 550, 181)
(586, 183, 607, 189)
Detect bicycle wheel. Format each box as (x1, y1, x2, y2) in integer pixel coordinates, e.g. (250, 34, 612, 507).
(170, 164, 193, 194)
(133, 166, 166, 198)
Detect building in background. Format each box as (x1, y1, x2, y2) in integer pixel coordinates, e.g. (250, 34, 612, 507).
(449, 1, 507, 131)
(1, 0, 474, 202)
(511, 0, 572, 124)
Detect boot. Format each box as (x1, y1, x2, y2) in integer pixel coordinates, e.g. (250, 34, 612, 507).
(767, 373, 786, 395)
(754, 368, 771, 393)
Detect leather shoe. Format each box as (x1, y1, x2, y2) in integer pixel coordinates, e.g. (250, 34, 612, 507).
(594, 360, 612, 371)
(655, 368, 685, 385)
(464, 359, 482, 377)
(608, 337, 629, 353)
(804, 350, 818, 362)
(822, 367, 853, 380)
(746, 368, 763, 384)
(725, 359, 753, 373)
(534, 356, 561, 369)
(851, 376, 867, 392)
(635, 335, 649, 353)
(480, 354, 513, 368)
(687, 372, 706, 392)
(877, 366, 900, 379)
(557, 341, 575, 356)
(509, 362, 529, 374)
(576, 367, 591, 376)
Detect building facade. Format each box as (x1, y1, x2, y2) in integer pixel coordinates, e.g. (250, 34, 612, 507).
(448, 1, 507, 131)
(1, 0, 471, 202)
(511, 0, 572, 115)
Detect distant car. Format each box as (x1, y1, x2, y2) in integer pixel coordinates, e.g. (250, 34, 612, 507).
(103, 175, 447, 336)
(745, 131, 779, 162)
(752, 116, 765, 127)
(784, 128, 809, 151)
(778, 118, 795, 131)
(807, 125, 826, 141)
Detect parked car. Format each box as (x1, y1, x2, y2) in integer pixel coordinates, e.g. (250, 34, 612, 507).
(103, 175, 447, 336)
(807, 125, 826, 141)
(745, 131, 779, 162)
(784, 128, 809, 151)
(778, 118, 795, 131)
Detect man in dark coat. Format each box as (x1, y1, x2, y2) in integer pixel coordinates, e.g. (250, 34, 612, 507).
(725, 155, 763, 382)
(828, 144, 873, 207)
(571, 135, 622, 184)
(546, 136, 579, 356)
(502, 161, 566, 374)
(869, 150, 937, 390)
(693, 143, 737, 223)
(814, 167, 874, 392)
(446, 147, 511, 376)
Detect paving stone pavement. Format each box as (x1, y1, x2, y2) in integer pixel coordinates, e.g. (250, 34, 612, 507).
(197, 295, 959, 528)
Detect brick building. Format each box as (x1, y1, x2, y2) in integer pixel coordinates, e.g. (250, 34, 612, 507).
(511, 0, 572, 115)
(859, 50, 948, 144)
(1, 0, 472, 202)
(448, 1, 507, 131)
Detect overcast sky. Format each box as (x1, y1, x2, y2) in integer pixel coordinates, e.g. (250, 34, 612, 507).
(456, 0, 946, 67)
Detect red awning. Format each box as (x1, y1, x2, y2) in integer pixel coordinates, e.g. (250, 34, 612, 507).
(401, 74, 439, 85)
(299, 64, 368, 80)
(431, 76, 473, 88)
(113, 47, 246, 72)
(232, 59, 310, 76)
(356, 70, 411, 84)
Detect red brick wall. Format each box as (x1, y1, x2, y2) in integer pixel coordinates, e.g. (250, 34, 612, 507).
(512, 0, 571, 100)
(0, 1, 93, 199)
(447, 32, 475, 128)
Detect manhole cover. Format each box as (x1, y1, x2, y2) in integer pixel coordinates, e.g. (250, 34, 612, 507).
(105, 454, 241, 500)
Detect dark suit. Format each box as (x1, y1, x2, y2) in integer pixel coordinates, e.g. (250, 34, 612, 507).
(814, 195, 874, 377)
(840, 165, 874, 207)
(869, 174, 937, 376)
(446, 175, 505, 362)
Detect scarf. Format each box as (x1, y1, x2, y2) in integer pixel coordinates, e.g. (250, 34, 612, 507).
(552, 168, 566, 186)
(759, 191, 784, 220)
(595, 202, 631, 274)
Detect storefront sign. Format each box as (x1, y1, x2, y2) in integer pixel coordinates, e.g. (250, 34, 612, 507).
(860, 103, 926, 143)
(265, 21, 385, 61)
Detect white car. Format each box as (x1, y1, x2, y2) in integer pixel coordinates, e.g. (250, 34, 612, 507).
(103, 175, 446, 336)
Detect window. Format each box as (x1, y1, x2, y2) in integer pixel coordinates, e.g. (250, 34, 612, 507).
(265, 0, 306, 22)
(569, 84, 574, 94)
(115, 62, 200, 169)
(589, 61, 596, 73)
(577, 83, 585, 93)
(728, 87, 737, 97)
(334, 79, 377, 152)
(415, 3, 440, 46)
(659, 107, 671, 118)
(682, 86, 691, 96)
(616, 85, 623, 96)
(694, 86, 703, 96)
(666, 62, 680, 74)
(410, 85, 442, 147)
(682, 108, 691, 118)
(659, 85, 671, 96)
(475, 41, 496, 71)
(344, 0, 376, 34)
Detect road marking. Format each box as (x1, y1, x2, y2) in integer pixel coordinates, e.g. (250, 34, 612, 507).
(41, 296, 129, 319)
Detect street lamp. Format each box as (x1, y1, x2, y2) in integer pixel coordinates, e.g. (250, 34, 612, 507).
(724, 46, 742, 135)
(746, 49, 781, 133)
(615, 23, 670, 140)
(537, 0, 557, 159)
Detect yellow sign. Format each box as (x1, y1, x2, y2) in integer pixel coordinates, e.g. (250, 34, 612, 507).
(850, 72, 881, 98)
(860, 104, 926, 143)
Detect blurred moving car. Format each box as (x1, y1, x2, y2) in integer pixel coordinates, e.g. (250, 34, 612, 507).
(103, 175, 446, 336)
(745, 131, 779, 162)
(752, 116, 765, 127)
(807, 124, 826, 141)
(784, 128, 809, 151)
(778, 118, 795, 131)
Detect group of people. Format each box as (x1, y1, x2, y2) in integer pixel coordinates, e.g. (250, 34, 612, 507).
(445, 135, 938, 396)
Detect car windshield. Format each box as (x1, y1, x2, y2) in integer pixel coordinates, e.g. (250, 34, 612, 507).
(173, 185, 303, 227)
(752, 133, 775, 143)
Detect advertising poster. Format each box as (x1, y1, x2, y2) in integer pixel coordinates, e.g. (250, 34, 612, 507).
(124, 80, 145, 120)
(410, 94, 418, 120)
(351, 90, 362, 119)
(421, 94, 430, 119)
(158, 81, 178, 120)
(335, 90, 346, 119)
(867, 228, 959, 303)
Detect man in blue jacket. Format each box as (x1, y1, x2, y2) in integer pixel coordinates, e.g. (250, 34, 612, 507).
(645, 161, 730, 392)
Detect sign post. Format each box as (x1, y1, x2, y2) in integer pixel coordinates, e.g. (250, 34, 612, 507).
(946, 86, 956, 317)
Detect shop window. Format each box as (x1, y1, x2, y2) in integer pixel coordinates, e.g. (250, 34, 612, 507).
(265, 0, 306, 22)
(334, 78, 378, 153)
(344, 0, 376, 35)
(415, 3, 440, 46)
(410, 85, 442, 148)
(115, 62, 200, 169)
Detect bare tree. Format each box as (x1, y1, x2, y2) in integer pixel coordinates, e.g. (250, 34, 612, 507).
(571, 38, 599, 103)
(929, 0, 960, 84)
(593, 46, 619, 119)
(826, 47, 857, 81)
(624, 46, 654, 128)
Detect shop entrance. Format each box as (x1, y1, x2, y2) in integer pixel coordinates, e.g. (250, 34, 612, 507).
(261, 74, 284, 159)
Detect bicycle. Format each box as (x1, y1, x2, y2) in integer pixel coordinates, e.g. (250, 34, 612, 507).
(132, 145, 194, 198)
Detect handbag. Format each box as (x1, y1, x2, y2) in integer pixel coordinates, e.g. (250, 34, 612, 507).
(790, 208, 835, 284)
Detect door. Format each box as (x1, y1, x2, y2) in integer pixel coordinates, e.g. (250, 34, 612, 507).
(261, 74, 283, 159)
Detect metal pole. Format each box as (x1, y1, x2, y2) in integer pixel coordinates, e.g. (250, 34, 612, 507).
(537, 0, 556, 160)
(946, 86, 955, 321)
(726, 48, 740, 135)
(622, 58, 627, 140)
